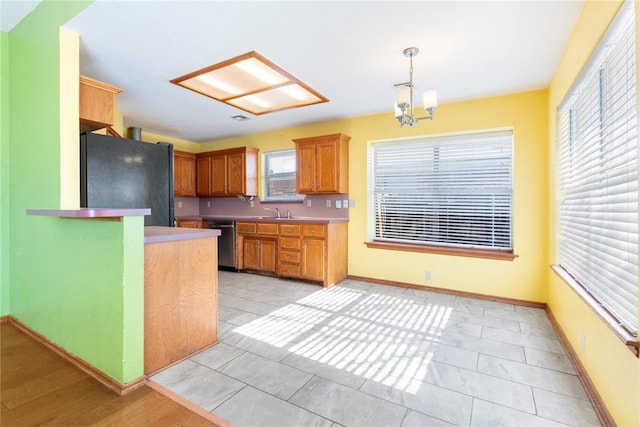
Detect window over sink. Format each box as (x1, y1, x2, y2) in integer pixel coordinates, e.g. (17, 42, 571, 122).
(263, 149, 303, 201)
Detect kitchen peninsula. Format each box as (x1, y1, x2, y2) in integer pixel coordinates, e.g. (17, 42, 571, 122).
(143, 226, 220, 375)
(26, 209, 221, 380)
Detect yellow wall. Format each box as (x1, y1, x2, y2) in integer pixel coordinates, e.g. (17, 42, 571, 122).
(547, 1, 640, 426)
(200, 89, 549, 303)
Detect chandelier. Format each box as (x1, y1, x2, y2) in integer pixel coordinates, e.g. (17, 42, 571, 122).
(394, 47, 438, 127)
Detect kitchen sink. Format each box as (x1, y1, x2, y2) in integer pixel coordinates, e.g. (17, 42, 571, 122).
(247, 216, 295, 220)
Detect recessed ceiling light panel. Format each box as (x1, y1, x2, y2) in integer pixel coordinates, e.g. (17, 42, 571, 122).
(171, 51, 328, 115)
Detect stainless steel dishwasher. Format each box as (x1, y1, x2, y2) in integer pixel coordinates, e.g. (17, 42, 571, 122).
(207, 220, 236, 270)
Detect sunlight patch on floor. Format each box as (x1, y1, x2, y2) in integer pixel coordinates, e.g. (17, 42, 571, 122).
(231, 284, 452, 394)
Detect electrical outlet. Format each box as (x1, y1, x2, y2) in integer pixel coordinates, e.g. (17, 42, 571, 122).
(306, 199, 312, 207)
(343, 199, 349, 208)
(425, 270, 432, 280)
(178, 201, 183, 208)
(336, 200, 342, 209)
(349, 199, 357, 208)
(207, 201, 211, 208)
(579, 332, 586, 352)
(326, 199, 332, 208)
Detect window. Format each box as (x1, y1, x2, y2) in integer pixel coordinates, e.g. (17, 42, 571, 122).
(368, 130, 513, 252)
(557, 0, 638, 336)
(263, 149, 301, 201)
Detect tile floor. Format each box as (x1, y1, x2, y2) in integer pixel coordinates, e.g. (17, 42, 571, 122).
(150, 272, 601, 427)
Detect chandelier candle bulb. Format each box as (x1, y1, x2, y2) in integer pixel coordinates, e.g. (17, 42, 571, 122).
(423, 90, 438, 110)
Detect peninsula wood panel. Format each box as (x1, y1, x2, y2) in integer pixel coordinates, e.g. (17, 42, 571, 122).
(144, 236, 218, 375)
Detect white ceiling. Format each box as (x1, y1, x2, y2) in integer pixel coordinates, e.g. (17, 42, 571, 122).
(10, 1, 584, 143)
(0, 0, 41, 32)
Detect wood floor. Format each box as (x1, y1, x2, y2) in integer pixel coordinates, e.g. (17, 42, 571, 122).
(1, 322, 220, 426)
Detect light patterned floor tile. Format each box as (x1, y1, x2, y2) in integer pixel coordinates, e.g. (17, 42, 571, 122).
(190, 342, 245, 370)
(401, 410, 456, 426)
(289, 377, 407, 427)
(425, 361, 536, 413)
(533, 388, 601, 426)
(214, 386, 332, 427)
(360, 376, 473, 425)
(477, 354, 587, 399)
(152, 272, 598, 427)
(524, 347, 575, 374)
(219, 352, 313, 400)
(438, 331, 526, 362)
(150, 359, 245, 411)
(481, 326, 565, 354)
(470, 399, 567, 426)
(281, 352, 367, 390)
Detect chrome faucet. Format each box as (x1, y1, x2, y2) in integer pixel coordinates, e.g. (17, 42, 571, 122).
(264, 207, 281, 218)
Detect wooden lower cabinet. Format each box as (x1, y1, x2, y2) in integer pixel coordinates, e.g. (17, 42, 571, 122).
(243, 237, 277, 273)
(176, 219, 200, 228)
(239, 220, 347, 287)
(301, 237, 325, 281)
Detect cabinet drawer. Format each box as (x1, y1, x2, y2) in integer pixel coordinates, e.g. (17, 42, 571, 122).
(279, 250, 300, 264)
(279, 224, 301, 236)
(257, 223, 279, 235)
(177, 220, 200, 228)
(278, 263, 300, 277)
(279, 237, 301, 250)
(302, 224, 326, 237)
(237, 222, 256, 234)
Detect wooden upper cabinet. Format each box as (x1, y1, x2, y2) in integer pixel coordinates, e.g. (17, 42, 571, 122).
(196, 147, 258, 197)
(293, 133, 350, 194)
(210, 154, 228, 195)
(174, 151, 196, 197)
(79, 75, 122, 133)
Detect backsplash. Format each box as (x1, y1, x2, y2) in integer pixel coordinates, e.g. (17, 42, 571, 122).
(174, 197, 200, 216)
(175, 194, 351, 218)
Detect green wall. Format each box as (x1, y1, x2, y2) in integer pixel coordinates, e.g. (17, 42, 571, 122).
(1, 31, 9, 316)
(5, 0, 144, 384)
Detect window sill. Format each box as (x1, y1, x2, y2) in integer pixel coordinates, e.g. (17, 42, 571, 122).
(551, 265, 639, 357)
(365, 240, 518, 261)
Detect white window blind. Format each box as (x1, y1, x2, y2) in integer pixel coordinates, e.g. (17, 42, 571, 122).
(369, 130, 513, 251)
(557, 0, 638, 335)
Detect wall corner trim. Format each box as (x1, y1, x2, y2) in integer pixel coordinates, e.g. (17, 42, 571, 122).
(4, 315, 146, 395)
(545, 308, 616, 427)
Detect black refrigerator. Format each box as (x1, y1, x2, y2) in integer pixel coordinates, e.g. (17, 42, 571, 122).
(80, 132, 175, 226)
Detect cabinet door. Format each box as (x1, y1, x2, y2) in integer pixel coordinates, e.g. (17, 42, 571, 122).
(180, 156, 196, 196)
(196, 156, 211, 196)
(173, 156, 183, 196)
(226, 152, 245, 195)
(243, 238, 260, 270)
(296, 143, 317, 193)
(315, 140, 338, 193)
(211, 154, 228, 195)
(301, 238, 325, 281)
(259, 239, 277, 273)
